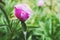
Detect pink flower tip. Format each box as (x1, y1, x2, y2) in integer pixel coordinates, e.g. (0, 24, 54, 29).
(37, 0, 44, 7)
(14, 4, 32, 22)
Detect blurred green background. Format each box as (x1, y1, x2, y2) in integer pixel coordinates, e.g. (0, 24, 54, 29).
(0, 0, 60, 40)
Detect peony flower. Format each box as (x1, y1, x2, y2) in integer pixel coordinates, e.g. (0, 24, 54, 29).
(37, 0, 44, 7)
(14, 4, 32, 22)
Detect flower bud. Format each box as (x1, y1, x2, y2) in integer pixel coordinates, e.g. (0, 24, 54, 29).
(14, 4, 32, 22)
(37, 0, 44, 7)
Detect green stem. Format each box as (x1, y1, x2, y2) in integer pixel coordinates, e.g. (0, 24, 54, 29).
(21, 21, 27, 40)
(21, 21, 27, 31)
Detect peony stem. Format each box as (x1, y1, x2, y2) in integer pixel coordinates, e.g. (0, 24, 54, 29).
(21, 21, 27, 40)
(23, 31, 27, 40)
(21, 21, 27, 31)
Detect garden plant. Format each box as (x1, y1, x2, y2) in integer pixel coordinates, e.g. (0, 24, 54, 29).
(0, 0, 60, 40)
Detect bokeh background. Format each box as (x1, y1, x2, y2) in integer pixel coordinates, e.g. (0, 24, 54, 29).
(0, 0, 60, 40)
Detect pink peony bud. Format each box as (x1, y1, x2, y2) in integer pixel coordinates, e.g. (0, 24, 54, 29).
(14, 4, 32, 22)
(37, 0, 44, 7)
